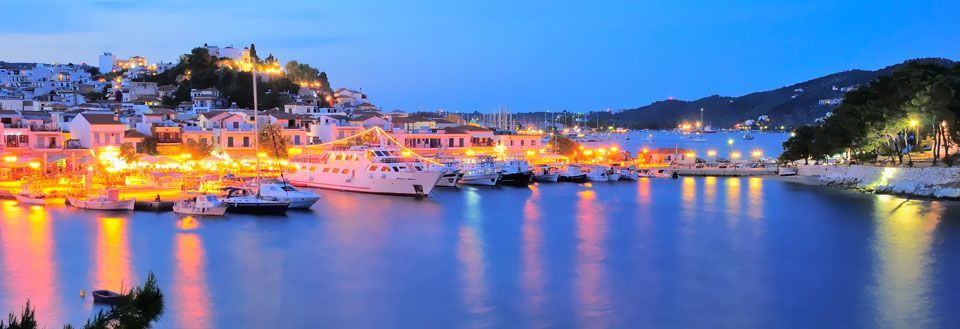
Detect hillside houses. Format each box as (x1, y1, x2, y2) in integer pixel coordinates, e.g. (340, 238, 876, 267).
(0, 52, 546, 168)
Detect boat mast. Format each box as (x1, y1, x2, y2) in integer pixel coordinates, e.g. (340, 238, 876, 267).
(253, 65, 261, 194)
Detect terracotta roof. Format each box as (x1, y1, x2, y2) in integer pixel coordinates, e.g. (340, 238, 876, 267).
(391, 117, 415, 124)
(455, 125, 492, 132)
(79, 113, 121, 125)
(124, 129, 147, 138)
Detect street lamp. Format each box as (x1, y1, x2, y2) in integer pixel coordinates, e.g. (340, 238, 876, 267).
(910, 119, 919, 150)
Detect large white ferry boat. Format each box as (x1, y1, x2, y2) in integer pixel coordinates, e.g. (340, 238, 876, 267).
(288, 146, 444, 197)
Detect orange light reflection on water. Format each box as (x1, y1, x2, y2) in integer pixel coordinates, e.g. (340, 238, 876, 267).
(574, 189, 611, 328)
(93, 217, 134, 292)
(0, 202, 61, 326)
(173, 233, 212, 329)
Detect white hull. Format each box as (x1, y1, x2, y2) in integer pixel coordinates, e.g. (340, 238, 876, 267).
(619, 171, 639, 180)
(587, 173, 609, 182)
(436, 173, 462, 187)
(15, 194, 65, 205)
(607, 173, 622, 181)
(459, 173, 500, 186)
(173, 204, 228, 216)
(68, 197, 135, 210)
(533, 173, 559, 182)
(289, 170, 442, 196)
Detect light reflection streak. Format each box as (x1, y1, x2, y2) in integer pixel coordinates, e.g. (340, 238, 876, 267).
(870, 196, 942, 329)
(521, 185, 546, 326)
(725, 178, 742, 227)
(637, 178, 652, 206)
(704, 176, 717, 211)
(0, 202, 61, 326)
(747, 177, 763, 220)
(574, 190, 611, 329)
(680, 177, 697, 221)
(458, 188, 491, 326)
(173, 233, 212, 329)
(93, 217, 134, 293)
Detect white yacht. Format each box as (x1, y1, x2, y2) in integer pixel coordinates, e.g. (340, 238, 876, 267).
(257, 182, 322, 209)
(288, 146, 443, 197)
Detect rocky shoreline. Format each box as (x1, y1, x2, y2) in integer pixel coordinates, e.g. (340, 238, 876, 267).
(780, 165, 960, 199)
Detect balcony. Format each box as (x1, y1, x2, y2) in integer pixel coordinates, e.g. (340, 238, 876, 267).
(29, 124, 61, 132)
(157, 138, 183, 144)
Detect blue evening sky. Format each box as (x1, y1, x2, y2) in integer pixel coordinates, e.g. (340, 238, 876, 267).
(1, 0, 958, 112)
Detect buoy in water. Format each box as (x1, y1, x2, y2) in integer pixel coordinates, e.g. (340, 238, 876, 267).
(80, 289, 86, 298)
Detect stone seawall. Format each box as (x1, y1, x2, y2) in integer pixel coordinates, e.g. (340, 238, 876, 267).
(797, 165, 960, 198)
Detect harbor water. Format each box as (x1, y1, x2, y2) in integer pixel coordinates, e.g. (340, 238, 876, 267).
(1, 178, 960, 328)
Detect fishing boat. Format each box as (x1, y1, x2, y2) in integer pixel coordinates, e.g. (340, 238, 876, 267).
(645, 134, 655, 142)
(605, 167, 622, 181)
(221, 187, 290, 215)
(637, 169, 655, 178)
(458, 160, 500, 186)
(91, 290, 122, 305)
(14, 184, 65, 205)
(288, 143, 443, 197)
(257, 182, 321, 209)
(619, 168, 640, 180)
(67, 189, 135, 210)
(652, 169, 678, 179)
(532, 165, 560, 182)
(173, 194, 228, 216)
(558, 165, 588, 182)
(497, 159, 533, 186)
(742, 133, 755, 140)
(585, 166, 609, 182)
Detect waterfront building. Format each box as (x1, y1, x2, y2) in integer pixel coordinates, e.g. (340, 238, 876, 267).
(68, 112, 124, 149)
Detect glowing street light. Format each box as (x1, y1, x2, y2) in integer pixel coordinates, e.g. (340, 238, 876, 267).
(910, 119, 920, 149)
(751, 150, 763, 159)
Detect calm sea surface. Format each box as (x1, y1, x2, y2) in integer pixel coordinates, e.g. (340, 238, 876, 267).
(2, 133, 960, 328)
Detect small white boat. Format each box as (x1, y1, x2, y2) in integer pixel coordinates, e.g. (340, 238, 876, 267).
(606, 169, 622, 182)
(14, 185, 65, 205)
(585, 167, 609, 182)
(637, 169, 655, 178)
(652, 169, 678, 179)
(459, 160, 500, 186)
(742, 133, 755, 140)
(460, 172, 500, 186)
(430, 163, 463, 187)
(257, 182, 321, 209)
(67, 189, 135, 210)
(533, 166, 560, 182)
(558, 165, 588, 182)
(173, 194, 228, 216)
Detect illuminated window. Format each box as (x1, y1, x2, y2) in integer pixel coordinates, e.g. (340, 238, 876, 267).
(369, 166, 378, 171)
(332, 168, 340, 174)
(322, 167, 330, 173)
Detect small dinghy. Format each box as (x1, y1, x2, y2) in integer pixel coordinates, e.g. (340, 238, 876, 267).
(91, 290, 122, 304)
